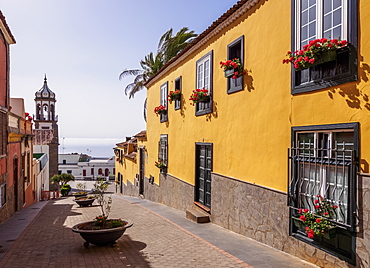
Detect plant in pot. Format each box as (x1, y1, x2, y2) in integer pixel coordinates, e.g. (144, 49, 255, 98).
(50, 173, 75, 196)
(189, 88, 210, 106)
(282, 38, 348, 70)
(72, 179, 133, 247)
(155, 160, 167, 173)
(154, 105, 167, 116)
(293, 195, 338, 239)
(73, 182, 88, 198)
(219, 58, 246, 79)
(167, 90, 181, 104)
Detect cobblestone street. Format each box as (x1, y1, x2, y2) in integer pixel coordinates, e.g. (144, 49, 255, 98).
(0, 193, 317, 268)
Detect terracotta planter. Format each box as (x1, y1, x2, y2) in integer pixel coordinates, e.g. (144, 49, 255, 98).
(72, 219, 133, 247)
(224, 69, 234, 78)
(75, 198, 95, 207)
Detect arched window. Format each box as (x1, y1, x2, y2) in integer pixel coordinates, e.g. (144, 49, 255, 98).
(98, 168, 102, 175)
(43, 104, 48, 120)
(36, 104, 41, 120)
(50, 105, 55, 120)
(105, 168, 109, 176)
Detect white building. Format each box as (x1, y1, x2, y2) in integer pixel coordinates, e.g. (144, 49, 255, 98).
(58, 154, 115, 180)
(33, 153, 49, 200)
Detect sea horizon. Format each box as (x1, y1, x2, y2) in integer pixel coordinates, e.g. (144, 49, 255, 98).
(58, 137, 121, 157)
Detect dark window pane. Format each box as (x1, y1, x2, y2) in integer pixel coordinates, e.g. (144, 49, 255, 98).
(333, 0, 341, 9)
(323, 0, 332, 14)
(301, 0, 308, 10)
(302, 10, 308, 25)
(324, 13, 332, 32)
(301, 26, 308, 42)
(333, 25, 341, 39)
(309, 22, 316, 38)
(308, 6, 316, 21)
(309, 0, 316, 6)
(333, 9, 342, 27)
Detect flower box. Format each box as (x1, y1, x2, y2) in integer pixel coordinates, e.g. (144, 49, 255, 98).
(198, 95, 210, 103)
(296, 49, 337, 71)
(157, 109, 167, 115)
(323, 226, 337, 240)
(224, 69, 235, 78)
(292, 216, 306, 229)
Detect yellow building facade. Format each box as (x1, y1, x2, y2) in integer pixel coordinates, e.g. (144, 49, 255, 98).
(118, 0, 370, 267)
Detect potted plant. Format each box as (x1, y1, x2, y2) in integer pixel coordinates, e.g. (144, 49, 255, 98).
(189, 88, 210, 106)
(282, 38, 348, 70)
(168, 90, 181, 103)
(219, 58, 246, 79)
(154, 105, 167, 116)
(72, 179, 133, 247)
(72, 182, 88, 198)
(155, 160, 167, 173)
(75, 195, 96, 207)
(293, 195, 338, 239)
(50, 173, 75, 196)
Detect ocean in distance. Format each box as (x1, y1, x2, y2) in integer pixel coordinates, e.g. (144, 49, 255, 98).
(59, 138, 120, 157)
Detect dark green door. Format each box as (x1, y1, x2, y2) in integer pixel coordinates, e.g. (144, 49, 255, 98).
(196, 143, 212, 208)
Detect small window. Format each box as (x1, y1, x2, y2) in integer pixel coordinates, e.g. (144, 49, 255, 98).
(227, 36, 244, 94)
(195, 51, 213, 116)
(0, 183, 6, 207)
(91, 168, 94, 175)
(63, 160, 66, 164)
(83, 169, 86, 176)
(160, 82, 168, 123)
(58, 170, 62, 175)
(174, 77, 182, 110)
(158, 135, 168, 166)
(67, 170, 72, 174)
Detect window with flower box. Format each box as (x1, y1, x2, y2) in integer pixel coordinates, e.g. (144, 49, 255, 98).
(158, 135, 168, 173)
(159, 82, 168, 123)
(174, 77, 181, 110)
(227, 36, 244, 94)
(195, 51, 213, 116)
(291, 0, 357, 94)
(288, 122, 358, 264)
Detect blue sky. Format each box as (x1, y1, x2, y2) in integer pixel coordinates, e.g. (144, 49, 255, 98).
(0, 0, 237, 155)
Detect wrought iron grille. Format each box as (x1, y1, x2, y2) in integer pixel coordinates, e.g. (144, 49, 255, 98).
(288, 140, 356, 229)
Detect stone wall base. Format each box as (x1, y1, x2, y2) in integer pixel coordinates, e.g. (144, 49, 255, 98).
(121, 171, 359, 268)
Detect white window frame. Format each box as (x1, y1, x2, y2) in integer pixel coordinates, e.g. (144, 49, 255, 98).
(196, 54, 211, 90)
(160, 83, 168, 108)
(294, 0, 348, 50)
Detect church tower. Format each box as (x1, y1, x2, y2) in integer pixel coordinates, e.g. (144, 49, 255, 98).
(33, 75, 59, 190)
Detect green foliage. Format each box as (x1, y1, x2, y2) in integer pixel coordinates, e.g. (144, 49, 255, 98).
(60, 184, 71, 196)
(50, 173, 75, 187)
(120, 27, 197, 99)
(296, 196, 338, 238)
(92, 179, 112, 228)
(75, 183, 86, 192)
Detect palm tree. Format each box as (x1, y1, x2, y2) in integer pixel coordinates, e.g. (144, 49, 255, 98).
(119, 27, 198, 99)
(158, 27, 197, 64)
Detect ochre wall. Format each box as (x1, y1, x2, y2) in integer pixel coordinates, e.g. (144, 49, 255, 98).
(145, 0, 370, 192)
